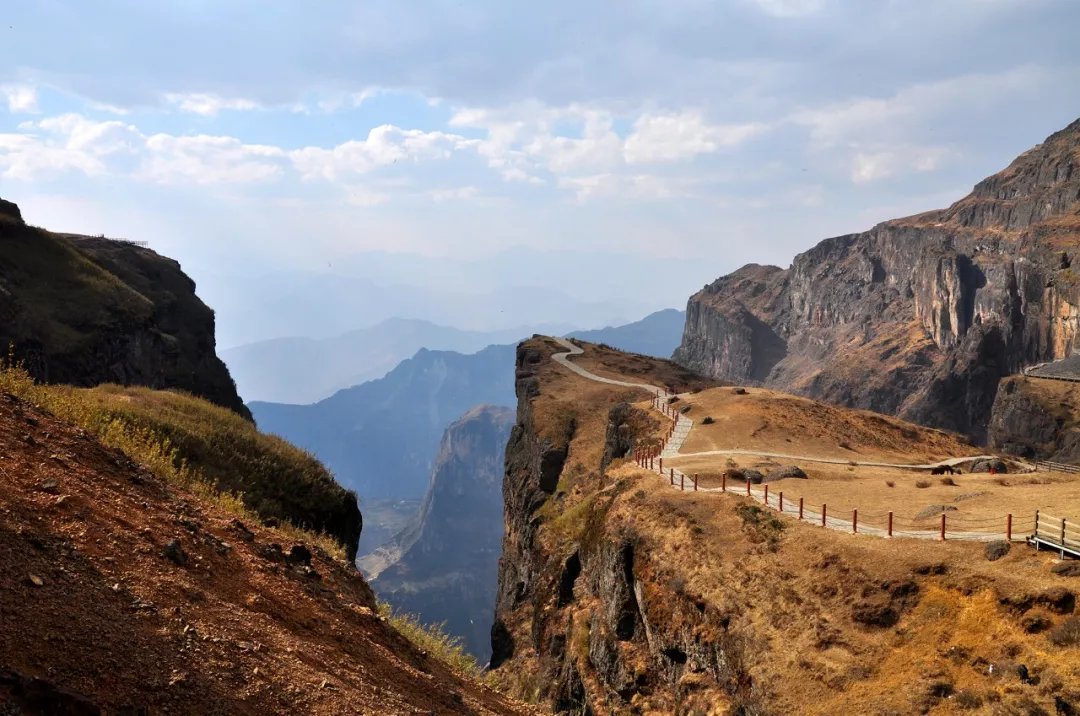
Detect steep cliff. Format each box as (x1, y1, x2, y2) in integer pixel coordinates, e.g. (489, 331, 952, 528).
(0, 197, 249, 419)
(361, 405, 514, 661)
(675, 118, 1080, 443)
(490, 338, 1080, 714)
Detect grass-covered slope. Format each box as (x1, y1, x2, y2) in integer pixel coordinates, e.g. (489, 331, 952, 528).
(0, 365, 360, 560)
(0, 200, 249, 419)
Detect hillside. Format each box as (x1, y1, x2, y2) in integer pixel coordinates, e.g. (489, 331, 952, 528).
(0, 197, 249, 420)
(489, 337, 1080, 714)
(674, 117, 1080, 445)
(362, 405, 514, 662)
(0, 389, 526, 714)
(252, 344, 517, 505)
(568, 309, 686, 359)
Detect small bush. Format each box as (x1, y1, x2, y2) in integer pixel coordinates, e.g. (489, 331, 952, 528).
(915, 480, 932, 489)
(1049, 616, 1080, 647)
(667, 396, 680, 404)
(940, 476, 957, 486)
(885, 481, 896, 488)
(702, 416, 715, 425)
(953, 690, 983, 709)
(735, 503, 785, 551)
(838, 440, 852, 450)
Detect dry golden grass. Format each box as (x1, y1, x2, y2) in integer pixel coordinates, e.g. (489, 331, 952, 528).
(511, 336, 1080, 715)
(673, 384, 976, 463)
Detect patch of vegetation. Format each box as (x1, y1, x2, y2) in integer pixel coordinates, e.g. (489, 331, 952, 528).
(915, 480, 932, 489)
(377, 601, 479, 677)
(1049, 616, 1080, 647)
(940, 476, 957, 486)
(701, 416, 715, 425)
(0, 223, 154, 354)
(0, 363, 353, 560)
(734, 503, 785, 551)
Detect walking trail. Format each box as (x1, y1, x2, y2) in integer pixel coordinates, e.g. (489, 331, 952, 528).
(550, 337, 1020, 543)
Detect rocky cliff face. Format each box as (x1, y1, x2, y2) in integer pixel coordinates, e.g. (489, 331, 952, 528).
(362, 405, 514, 661)
(0, 198, 249, 419)
(675, 118, 1080, 443)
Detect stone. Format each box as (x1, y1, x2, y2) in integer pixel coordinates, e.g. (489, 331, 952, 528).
(766, 465, 807, 481)
(28, 574, 43, 587)
(984, 540, 1011, 561)
(163, 539, 188, 566)
(741, 469, 764, 484)
(230, 519, 255, 542)
(286, 544, 313, 566)
(970, 458, 1008, 474)
(1051, 562, 1080, 577)
(258, 543, 284, 562)
(37, 479, 60, 494)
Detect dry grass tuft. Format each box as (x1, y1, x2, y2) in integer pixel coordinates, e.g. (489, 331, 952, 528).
(377, 602, 479, 677)
(0, 362, 348, 560)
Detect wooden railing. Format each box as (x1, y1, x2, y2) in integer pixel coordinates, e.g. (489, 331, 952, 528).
(1034, 460, 1080, 474)
(1031, 511, 1080, 557)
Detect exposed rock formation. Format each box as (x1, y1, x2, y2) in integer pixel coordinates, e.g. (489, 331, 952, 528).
(675, 118, 1080, 443)
(362, 405, 514, 661)
(989, 375, 1080, 462)
(0, 197, 249, 419)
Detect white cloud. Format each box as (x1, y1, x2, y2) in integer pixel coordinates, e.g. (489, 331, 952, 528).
(850, 146, 952, 184)
(430, 186, 479, 202)
(290, 125, 475, 181)
(1, 85, 39, 113)
(142, 134, 286, 184)
(164, 93, 262, 116)
(624, 112, 764, 163)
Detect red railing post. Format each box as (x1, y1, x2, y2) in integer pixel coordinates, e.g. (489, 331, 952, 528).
(659, 457, 663, 473)
(778, 491, 784, 513)
(746, 479, 751, 496)
(680, 473, 685, 491)
(1006, 513, 1013, 541)
(764, 484, 769, 506)
(722, 472, 726, 493)
(693, 473, 698, 492)
(852, 509, 858, 534)
(940, 513, 946, 541)
(888, 511, 893, 538)
(669, 468, 674, 486)
(798, 497, 804, 520)
(821, 503, 827, 527)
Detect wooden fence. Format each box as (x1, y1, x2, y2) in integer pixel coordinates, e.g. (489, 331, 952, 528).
(1031, 511, 1080, 558)
(1035, 460, 1080, 474)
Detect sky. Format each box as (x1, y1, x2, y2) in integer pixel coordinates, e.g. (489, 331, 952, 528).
(2, 1, 1080, 346)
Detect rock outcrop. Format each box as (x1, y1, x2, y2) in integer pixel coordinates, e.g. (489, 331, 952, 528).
(0, 197, 249, 419)
(362, 405, 514, 661)
(674, 118, 1080, 443)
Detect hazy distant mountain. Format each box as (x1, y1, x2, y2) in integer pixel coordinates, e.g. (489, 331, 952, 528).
(197, 270, 639, 348)
(360, 406, 513, 662)
(568, 308, 685, 358)
(250, 343, 517, 507)
(223, 318, 563, 404)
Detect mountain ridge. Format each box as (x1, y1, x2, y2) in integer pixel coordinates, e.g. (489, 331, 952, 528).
(674, 117, 1080, 443)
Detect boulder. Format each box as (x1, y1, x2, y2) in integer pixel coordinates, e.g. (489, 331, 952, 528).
(742, 469, 764, 484)
(1051, 562, 1080, 578)
(163, 539, 188, 566)
(985, 540, 1011, 561)
(766, 465, 807, 481)
(970, 458, 1008, 474)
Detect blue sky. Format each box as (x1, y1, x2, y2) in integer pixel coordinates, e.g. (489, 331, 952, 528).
(2, 0, 1080, 346)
